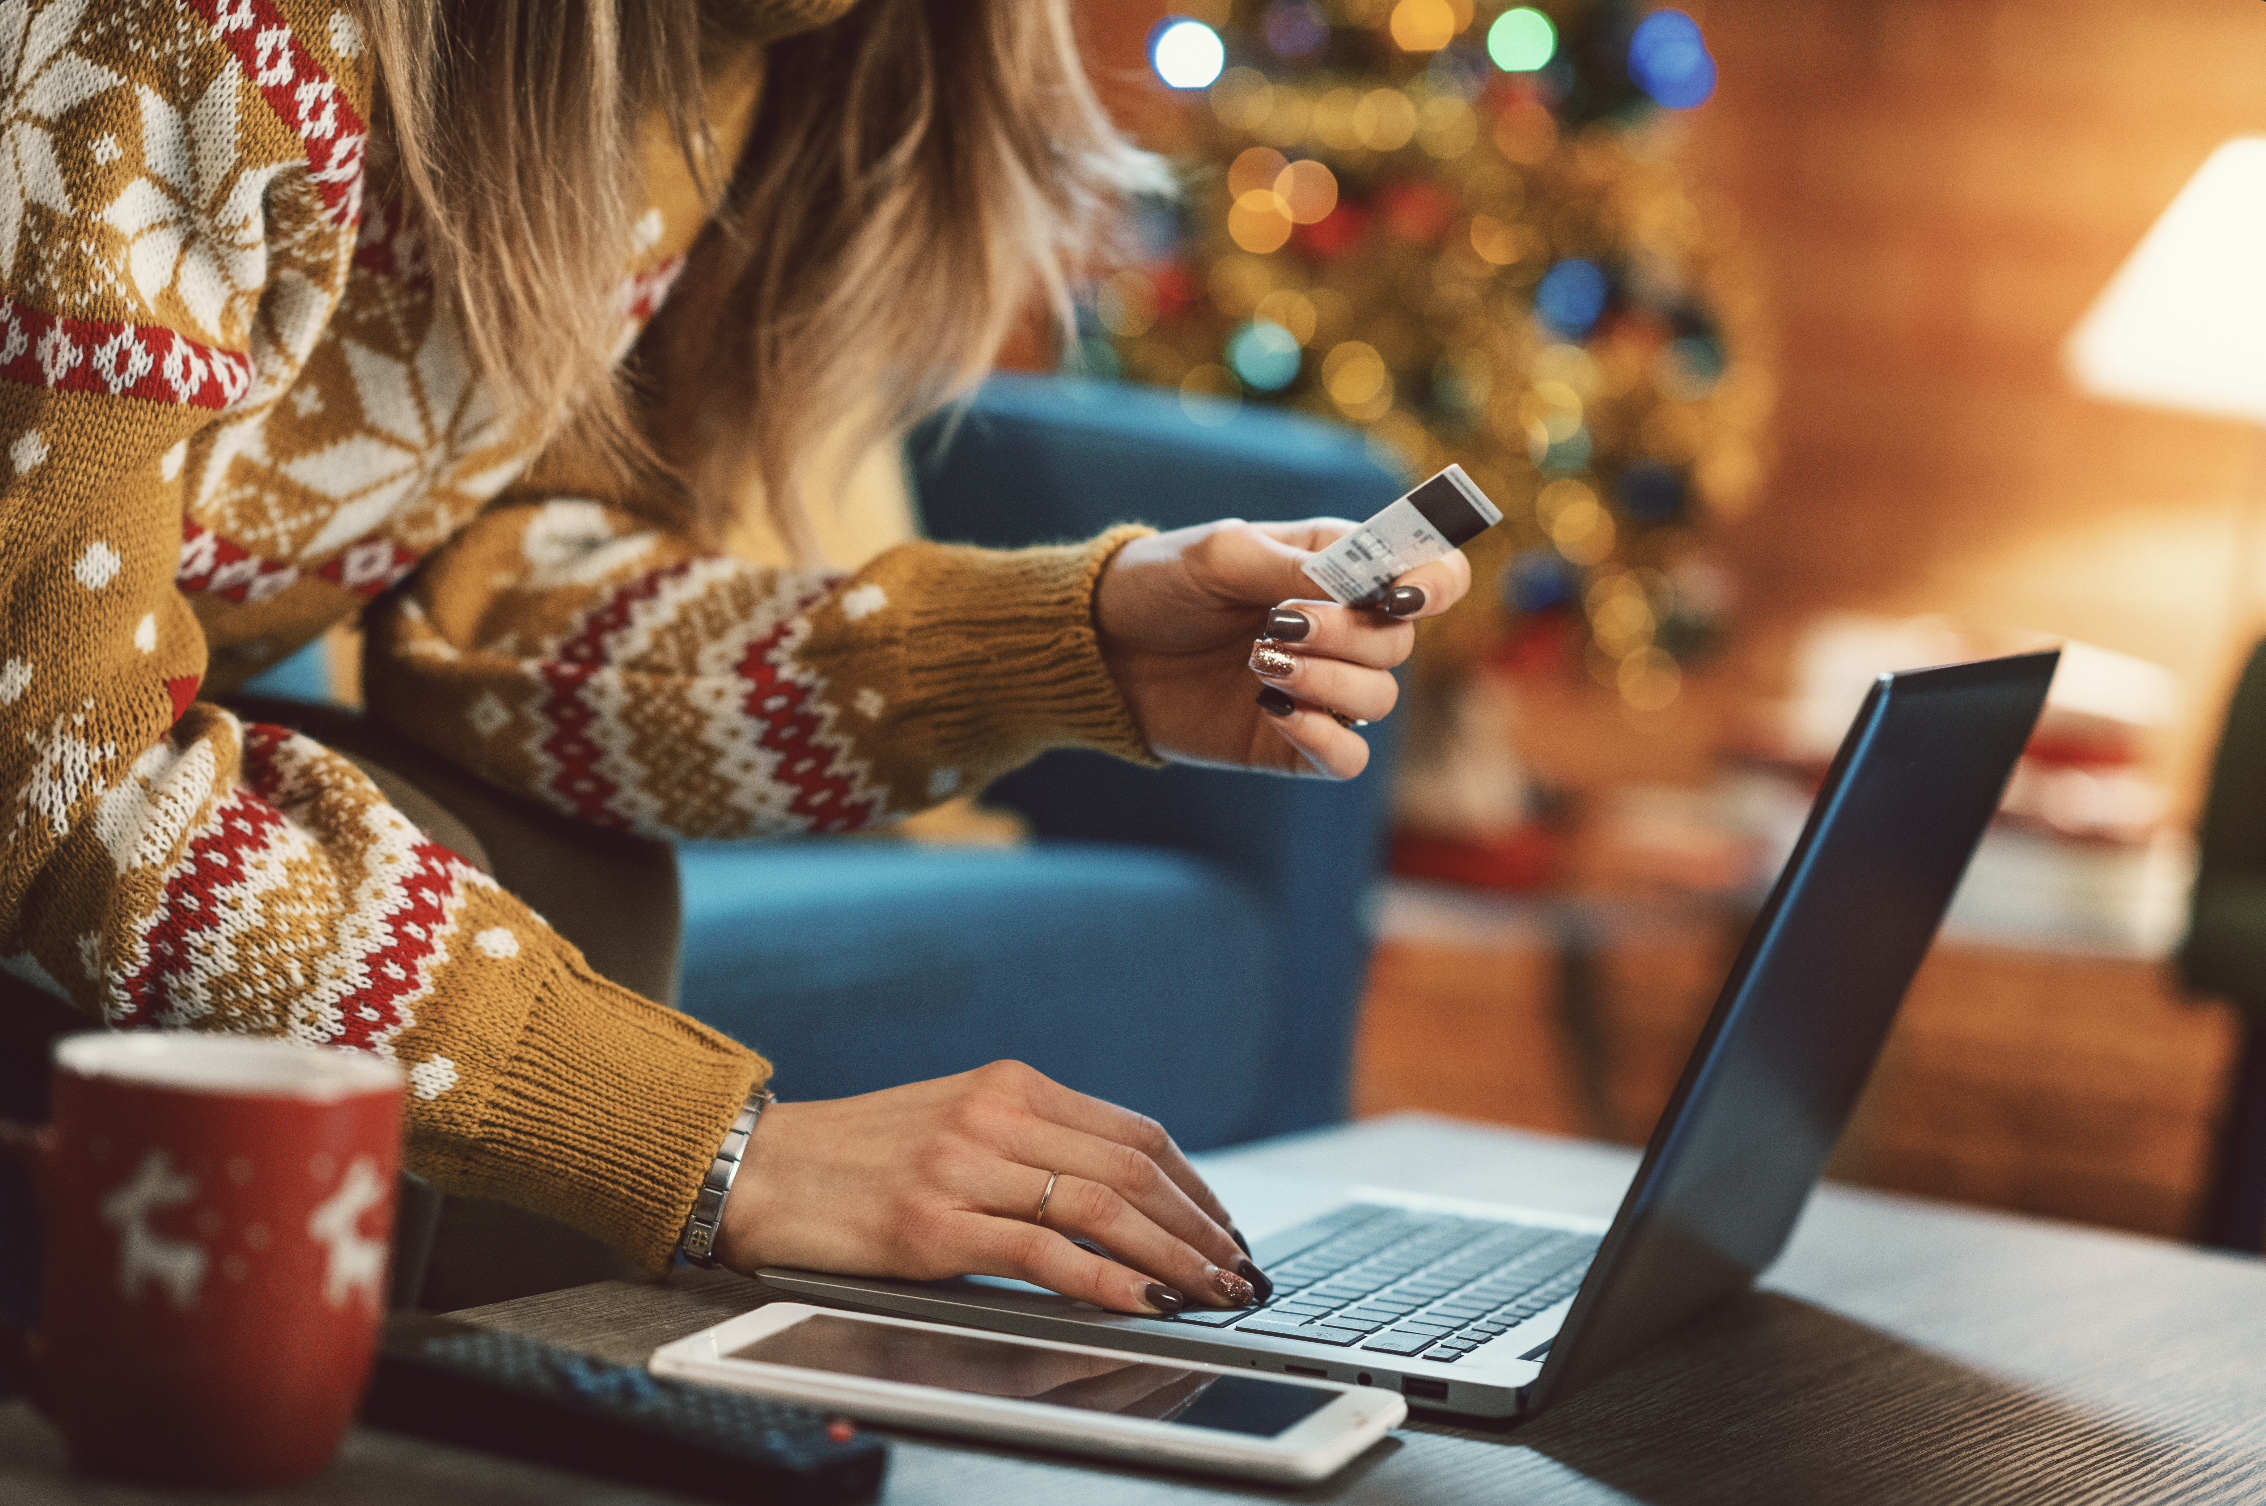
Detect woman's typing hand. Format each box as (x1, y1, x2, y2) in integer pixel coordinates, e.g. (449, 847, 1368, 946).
(715, 1060, 1269, 1315)
(1093, 519, 1471, 779)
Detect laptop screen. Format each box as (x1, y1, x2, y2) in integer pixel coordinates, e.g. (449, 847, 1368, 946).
(1529, 651, 2059, 1412)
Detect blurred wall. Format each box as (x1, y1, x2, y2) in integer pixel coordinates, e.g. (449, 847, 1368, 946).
(1684, 0, 2266, 815)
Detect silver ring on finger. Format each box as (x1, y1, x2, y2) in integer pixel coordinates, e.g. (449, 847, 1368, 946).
(1034, 1171, 1060, 1226)
(1331, 711, 1373, 729)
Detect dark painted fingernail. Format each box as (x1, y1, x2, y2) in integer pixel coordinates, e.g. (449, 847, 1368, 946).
(1238, 1259, 1274, 1305)
(1144, 1283, 1187, 1315)
(1251, 643, 1298, 679)
(1256, 685, 1297, 718)
(1382, 585, 1427, 618)
(1230, 1226, 1252, 1257)
(1265, 608, 1312, 642)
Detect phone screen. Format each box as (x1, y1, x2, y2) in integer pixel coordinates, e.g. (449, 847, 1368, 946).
(728, 1314, 1336, 1437)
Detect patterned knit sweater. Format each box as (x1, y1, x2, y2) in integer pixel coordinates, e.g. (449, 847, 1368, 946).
(0, 0, 1154, 1270)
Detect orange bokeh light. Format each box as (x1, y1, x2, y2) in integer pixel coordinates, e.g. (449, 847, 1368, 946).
(1274, 160, 1340, 225)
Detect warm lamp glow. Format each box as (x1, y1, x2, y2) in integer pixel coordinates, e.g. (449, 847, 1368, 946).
(2067, 137, 2266, 423)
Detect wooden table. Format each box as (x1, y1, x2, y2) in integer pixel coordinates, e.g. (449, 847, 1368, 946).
(9, 1113, 2266, 1504)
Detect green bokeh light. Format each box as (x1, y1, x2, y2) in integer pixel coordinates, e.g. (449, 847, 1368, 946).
(1487, 7, 1556, 72)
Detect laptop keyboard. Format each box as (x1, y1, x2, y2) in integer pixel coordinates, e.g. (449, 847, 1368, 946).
(1171, 1206, 1599, 1365)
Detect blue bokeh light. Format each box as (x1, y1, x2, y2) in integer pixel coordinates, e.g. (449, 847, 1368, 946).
(1228, 319, 1303, 391)
(1506, 547, 1579, 612)
(1150, 18, 1226, 90)
(1629, 10, 1716, 109)
(1534, 259, 1610, 339)
(1617, 462, 1686, 523)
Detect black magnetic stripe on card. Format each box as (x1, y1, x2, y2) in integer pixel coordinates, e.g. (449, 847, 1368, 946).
(1406, 472, 1495, 547)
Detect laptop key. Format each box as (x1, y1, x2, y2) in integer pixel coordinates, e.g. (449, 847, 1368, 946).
(1420, 1349, 1462, 1364)
(1167, 1308, 1248, 1327)
(1358, 1331, 1440, 1357)
(1237, 1318, 1358, 1345)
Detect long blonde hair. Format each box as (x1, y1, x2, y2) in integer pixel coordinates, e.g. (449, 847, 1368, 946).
(362, 0, 1161, 548)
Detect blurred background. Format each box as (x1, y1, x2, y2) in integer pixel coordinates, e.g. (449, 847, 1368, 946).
(1030, 0, 2266, 1247)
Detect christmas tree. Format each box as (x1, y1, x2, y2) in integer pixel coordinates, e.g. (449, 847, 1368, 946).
(1091, 0, 1771, 712)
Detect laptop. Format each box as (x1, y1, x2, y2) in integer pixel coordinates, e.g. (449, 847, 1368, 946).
(763, 651, 2060, 1420)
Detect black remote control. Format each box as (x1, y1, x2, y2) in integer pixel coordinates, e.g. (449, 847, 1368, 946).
(362, 1314, 887, 1504)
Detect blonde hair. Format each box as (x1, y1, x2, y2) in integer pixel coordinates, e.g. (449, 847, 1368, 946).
(363, 0, 1162, 550)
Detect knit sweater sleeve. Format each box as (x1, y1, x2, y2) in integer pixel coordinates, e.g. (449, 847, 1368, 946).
(0, 0, 760, 1271)
(361, 483, 1160, 840)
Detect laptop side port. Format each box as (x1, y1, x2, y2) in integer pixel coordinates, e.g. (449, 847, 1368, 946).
(1284, 1365, 1328, 1379)
(1401, 1377, 1450, 1402)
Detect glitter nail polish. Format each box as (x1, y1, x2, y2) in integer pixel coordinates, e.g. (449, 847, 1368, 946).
(1212, 1267, 1256, 1306)
(1250, 643, 1298, 679)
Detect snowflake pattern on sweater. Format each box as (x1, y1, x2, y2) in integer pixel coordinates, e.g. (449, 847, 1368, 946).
(0, 0, 1151, 1270)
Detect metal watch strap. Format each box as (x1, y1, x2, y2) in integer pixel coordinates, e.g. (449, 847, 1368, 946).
(680, 1088, 773, 1268)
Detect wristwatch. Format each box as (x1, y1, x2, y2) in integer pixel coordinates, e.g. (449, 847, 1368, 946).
(680, 1088, 774, 1268)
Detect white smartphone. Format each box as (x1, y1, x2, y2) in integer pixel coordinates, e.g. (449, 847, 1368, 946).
(648, 1302, 1405, 1485)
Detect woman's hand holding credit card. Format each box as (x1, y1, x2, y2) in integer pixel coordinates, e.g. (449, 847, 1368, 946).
(1093, 465, 1499, 778)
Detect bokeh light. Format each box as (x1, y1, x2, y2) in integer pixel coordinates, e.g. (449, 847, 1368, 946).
(1311, 86, 1363, 150)
(1506, 547, 1577, 612)
(1617, 646, 1681, 710)
(1228, 190, 1295, 253)
(1388, 0, 1458, 53)
(1588, 574, 1655, 655)
(1210, 67, 1272, 131)
(1094, 270, 1158, 339)
(1354, 88, 1418, 150)
(1417, 95, 1477, 159)
(1228, 319, 1303, 390)
(1151, 18, 1227, 90)
(1535, 258, 1610, 338)
(1208, 252, 1273, 316)
(1486, 7, 1555, 72)
(1549, 493, 1615, 564)
(1468, 212, 1536, 266)
(1274, 159, 1339, 224)
(1628, 10, 1716, 109)
(1229, 146, 1290, 198)
(1521, 380, 1583, 443)
(1263, 0, 1329, 60)
(1255, 288, 1319, 344)
(1322, 340, 1393, 418)
(1492, 96, 1557, 164)
(1536, 477, 1596, 532)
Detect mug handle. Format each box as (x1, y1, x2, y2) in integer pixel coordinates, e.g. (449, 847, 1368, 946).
(0, 1117, 52, 1410)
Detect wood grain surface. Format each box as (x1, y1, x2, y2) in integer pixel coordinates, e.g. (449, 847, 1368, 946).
(9, 1116, 2265, 1504)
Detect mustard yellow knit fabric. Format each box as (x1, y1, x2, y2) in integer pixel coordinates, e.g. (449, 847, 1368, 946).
(0, 0, 1153, 1270)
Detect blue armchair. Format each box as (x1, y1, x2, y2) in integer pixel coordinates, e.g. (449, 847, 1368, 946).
(676, 375, 1406, 1149)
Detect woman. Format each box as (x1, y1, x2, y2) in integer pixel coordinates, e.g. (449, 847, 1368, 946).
(0, 0, 1466, 1315)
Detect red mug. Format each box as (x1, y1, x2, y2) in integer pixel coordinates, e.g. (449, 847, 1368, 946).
(1, 1031, 404, 1486)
